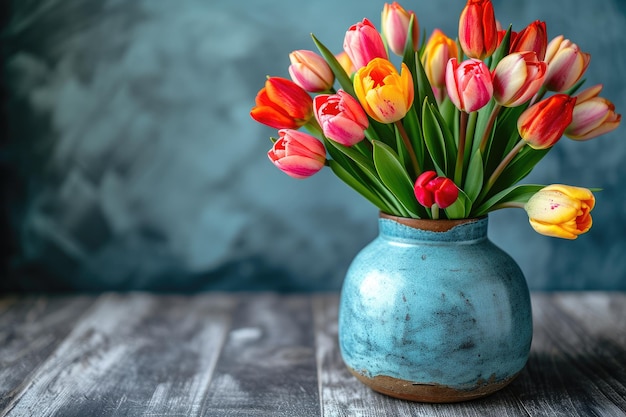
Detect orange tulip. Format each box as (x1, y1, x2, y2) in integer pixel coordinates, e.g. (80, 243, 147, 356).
(421, 29, 458, 88)
(525, 184, 595, 239)
(565, 84, 621, 141)
(517, 94, 577, 149)
(250, 77, 313, 129)
(458, 0, 498, 59)
(353, 58, 414, 123)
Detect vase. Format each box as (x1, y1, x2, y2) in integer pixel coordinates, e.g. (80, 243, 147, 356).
(338, 213, 532, 403)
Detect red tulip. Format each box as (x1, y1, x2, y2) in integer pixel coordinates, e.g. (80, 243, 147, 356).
(458, 0, 498, 59)
(268, 129, 326, 179)
(509, 20, 547, 61)
(251, 77, 313, 129)
(414, 171, 459, 209)
(517, 94, 577, 149)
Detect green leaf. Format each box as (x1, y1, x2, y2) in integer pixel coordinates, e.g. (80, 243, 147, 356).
(402, 106, 428, 173)
(490, 146, 550, 196)
(413, 52, 437, 114)
(311, 34, 354, 96)
(328, 159, 393, 213)
(489, 26, 512, 71)
(422, 99, 456, 177)
(464, 149, 484, 203)
(444, 188, 470, 219)
(372, 141, 422, 217)
(473, 184, 545, 217)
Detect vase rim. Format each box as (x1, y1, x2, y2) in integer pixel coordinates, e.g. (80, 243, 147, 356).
(379, 212, 487, 233)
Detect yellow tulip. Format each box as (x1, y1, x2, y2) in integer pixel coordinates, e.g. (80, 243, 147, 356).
(524, 184, 595, 239)
(353, 58, 414, 123)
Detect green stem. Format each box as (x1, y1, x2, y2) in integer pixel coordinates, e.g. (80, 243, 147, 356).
(454, 111, 469, 185)
(432, 204, 440, 220)
(491, 201, 526, 211)
(395, 121, 421, 178)
(479, 103, 502, 155)
(305, 119, 324, 138)
(480, 139, 527, 200)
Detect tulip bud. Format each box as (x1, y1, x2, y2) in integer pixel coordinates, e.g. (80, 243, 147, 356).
(543, 35, 591, 92)
(509, 20, 547, 61)
(414, 171, 459, 209)
(250, 77, 313, 129)
(381, 2, 419, 56)
(517, 94, 577, 149)
(445, 58, 493, 113)
(268, 129, 326, 179)
(458, 0, 498, 60)
(565, 84, 622, 141)
(353, 58, 414, 123)
(343, 18, 389, 70)
(288, 50, 335, 93)
(525, 184, 595, 239)
(335, 51, 356, 75)
(493, 52, 547, 107)
(314, 90, 369, 147)
(421, 29, 458, 88)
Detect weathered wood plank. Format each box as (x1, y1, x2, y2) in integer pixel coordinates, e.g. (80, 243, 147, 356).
(201, 293, 320, 417)
(312, 294, 531, 417)
(508, 293, 626, 417)
(1, 293, 237, 417)
(0, 295, 97, 411)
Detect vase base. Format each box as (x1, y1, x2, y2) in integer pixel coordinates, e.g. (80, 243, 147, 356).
(347, 367, 520, 403)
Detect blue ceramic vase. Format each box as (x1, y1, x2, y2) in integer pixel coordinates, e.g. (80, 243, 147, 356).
(339, 213, 532, 402)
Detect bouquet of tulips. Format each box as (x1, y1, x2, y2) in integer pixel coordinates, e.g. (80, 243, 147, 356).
(250, 0, 620, 239)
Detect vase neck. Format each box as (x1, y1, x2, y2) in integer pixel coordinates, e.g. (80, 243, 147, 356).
(378, 213, 488, 243)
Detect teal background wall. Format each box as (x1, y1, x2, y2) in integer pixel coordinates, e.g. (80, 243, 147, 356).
(1, 0, 625, 292)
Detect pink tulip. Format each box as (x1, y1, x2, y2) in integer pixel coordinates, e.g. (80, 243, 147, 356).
(268, 130, 326, 179)
(288, 50, 335, 93)
(445, 58, 493, 113)
(381, 2, 419, 56)
(543, 35, 591, 92)
(517, 94, 577, 149)
(343, 18, 389, 69)
(565, 85, 621, 141)
(414, 171, 459, 209)
(493, 52, 547, 107)
(314, 90, 369, 146)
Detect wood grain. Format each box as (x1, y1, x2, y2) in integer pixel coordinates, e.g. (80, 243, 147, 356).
(0, 292, 625, 417)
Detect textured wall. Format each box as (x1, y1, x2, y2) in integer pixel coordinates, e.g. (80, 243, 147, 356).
(1, 0, 625, 292)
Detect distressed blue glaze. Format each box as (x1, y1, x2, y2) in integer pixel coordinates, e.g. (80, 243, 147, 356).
(339, 216, 532, 394)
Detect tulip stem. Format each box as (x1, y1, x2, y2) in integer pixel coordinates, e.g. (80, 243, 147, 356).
(431, 204, 440, 220)
(479, 139, 527, 201)
(454, 111, 469, 185)
(479, 103, 502, 155)
(395, 121, 421, 177)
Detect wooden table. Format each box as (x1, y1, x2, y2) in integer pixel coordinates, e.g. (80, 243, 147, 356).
(0, 292, 625, 417)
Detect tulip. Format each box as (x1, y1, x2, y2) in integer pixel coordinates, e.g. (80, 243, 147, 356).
(343, 18, 389, 69)
(353, 58, 414, 123)
(525, 184, 595, 239)
(288, 50, 335, 93)
(458, 0, 498, 60)
(445, 58, 493, 113)
(565, 84, 622, 141)
(543, 35, 591, 92)
(421, 29, 458, 88)
(509, 20, 547, 61)
(314, 90, 369, 146)
(493, 51, 547, 107)
(335, 51, 356, 75)
(414, 171, 459, 209)
(381, 2, 419, 56)
(268, 129, 326, 179)
(250, 77, 313, 129)
(517, 94, 576, 149)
